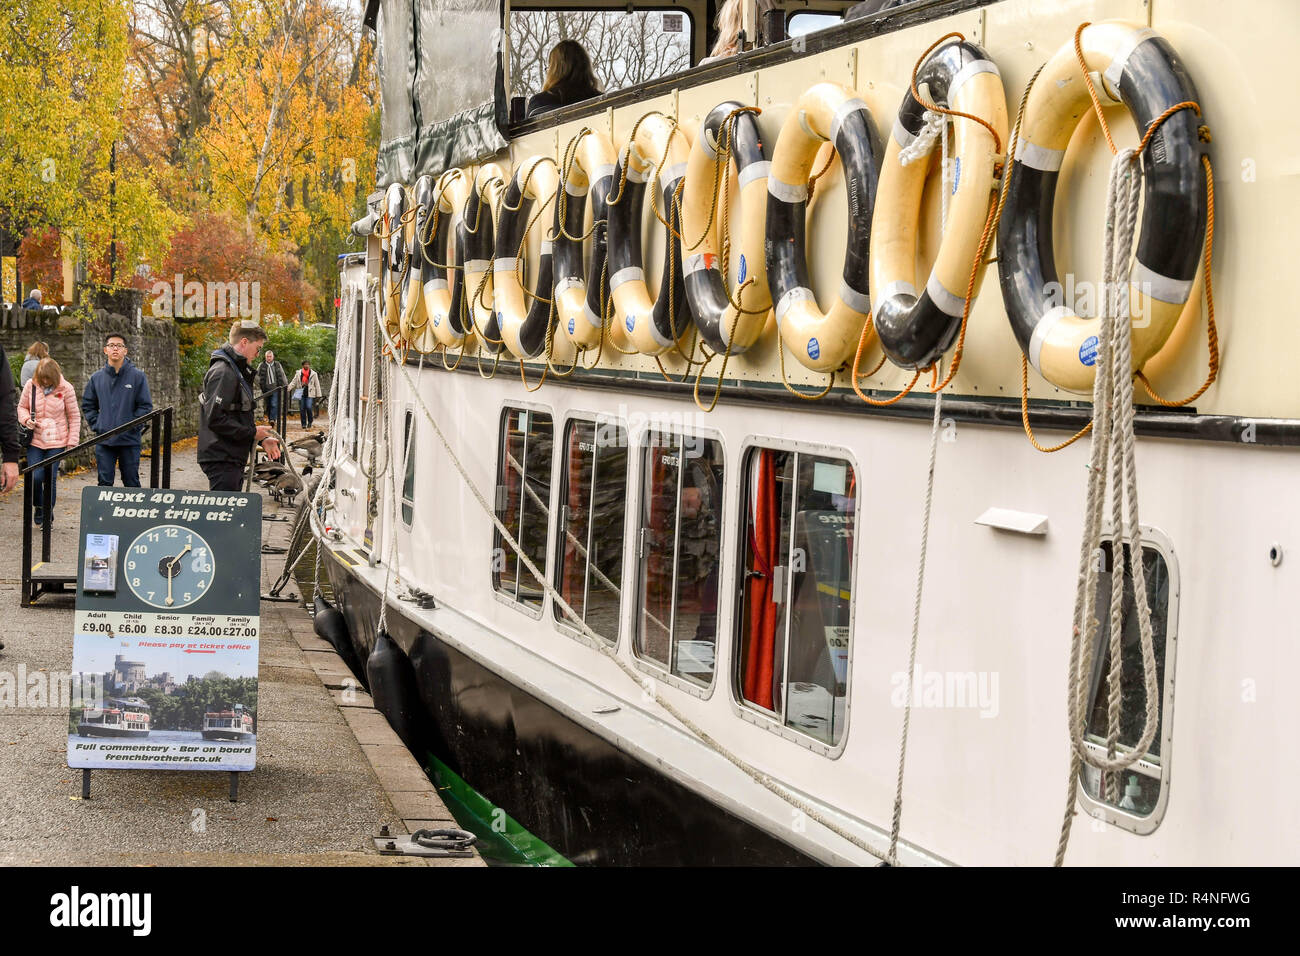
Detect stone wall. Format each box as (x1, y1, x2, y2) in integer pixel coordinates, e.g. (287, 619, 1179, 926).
(1, 297, 183, 470)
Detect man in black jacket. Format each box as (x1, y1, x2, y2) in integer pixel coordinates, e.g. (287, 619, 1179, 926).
(198, 321, 281, 491)
(0, 343, 20, 493)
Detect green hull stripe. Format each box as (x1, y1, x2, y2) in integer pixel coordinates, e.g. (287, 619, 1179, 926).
(425, 754, 572, 867)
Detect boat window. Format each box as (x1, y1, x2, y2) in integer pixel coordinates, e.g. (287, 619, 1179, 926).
(493, 407, 555, 610)
(634, 430, 723, 687)
(736, 446, 856, 747)
(788, 10, 844, 37)
(1079, 540, 1174, 827)
(554, 418, 629, 643)
(508, 9, 693, 110)
(349, 299, 363, 461)
(401, 409, 416, 527)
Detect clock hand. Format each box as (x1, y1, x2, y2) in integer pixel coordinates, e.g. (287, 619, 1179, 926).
(166, 572, 174, 607)
(168, 544, 192, 573)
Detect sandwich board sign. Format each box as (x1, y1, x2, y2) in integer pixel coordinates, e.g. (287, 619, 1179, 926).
(68, 487, 261, 780)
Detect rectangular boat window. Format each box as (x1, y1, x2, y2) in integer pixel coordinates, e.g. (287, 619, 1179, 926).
(508, 10, 693, 109)
(350, 300, 363, 461)
(635, 431, 724, 686)
(400, 409, 416, 527)
(1079, 541, 1173, 822)
(554, 419, 628, 643)
(737, 447, 856, 747)
(493, 407, 554, 610)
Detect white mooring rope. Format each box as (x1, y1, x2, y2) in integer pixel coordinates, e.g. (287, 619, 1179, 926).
(1054, 148, 1161, 866)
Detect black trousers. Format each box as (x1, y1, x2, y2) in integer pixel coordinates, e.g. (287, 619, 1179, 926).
(201, 461, 245, 491)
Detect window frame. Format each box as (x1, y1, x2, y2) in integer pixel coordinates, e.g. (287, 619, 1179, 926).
(505, 2, 703, 105)
(491, 400, 558, 621)
(551, 410, 633, 651)
(400, 405, 416, 528)
(1076, 523, 1181, 836)
(630, 422, 728, 701)
(728, 435, 861, 759)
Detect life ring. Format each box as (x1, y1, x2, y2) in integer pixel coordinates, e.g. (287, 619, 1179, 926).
(402, 174, 435, 348)
(462, 164, 507, 355)
(553, 129, 617, 350)
(380, 182, 406, 342)
(606, 114, 691, 355)
(997, 21, 1209, 393)
(681, 102, 772, 354)
(871, 38, 1007, 369)
(421, 169, 475, 351)
(765, 83, 880, 372)
(494, 157, 559, 359)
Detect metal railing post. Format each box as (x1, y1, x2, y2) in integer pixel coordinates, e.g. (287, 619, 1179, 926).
(162, 409, 173, 488)
(150, 415, 161, 487)
(41, 461, 53, 563)
(21, 471, 32, 607)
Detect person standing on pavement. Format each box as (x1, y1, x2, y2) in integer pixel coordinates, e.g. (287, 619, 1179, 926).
(17, 357, 80, 526)
(255, 349, 287, 423)
(296, 360, 322, 428)
(198, 321, 282, 491)
(81, 332, 153, 487)
(20, 342, 48, 388)
(0, 342, 20, 496)
(20, 288, 43, 310)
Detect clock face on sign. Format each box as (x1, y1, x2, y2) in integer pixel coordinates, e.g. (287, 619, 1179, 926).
(124, 525, 217, 609)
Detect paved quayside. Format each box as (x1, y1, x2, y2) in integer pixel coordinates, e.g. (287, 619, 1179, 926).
(0, 418, 482, 866)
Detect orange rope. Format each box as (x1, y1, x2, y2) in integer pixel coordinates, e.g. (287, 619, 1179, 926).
(1020, 354, 1093, 453)
(850, 315, 923, 406)
(910, 31, 1003, 156)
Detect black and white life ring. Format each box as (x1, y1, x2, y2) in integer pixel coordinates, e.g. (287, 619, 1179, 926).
(871, 38, 1007, 370)
(681, 102, 772, 354)
(422, 169, 474, 351)
(494, 157, 558, 359)
(765, 82, 880, 372)
(606, 114, 691, 355)
(553, 129, 617, 350)
(462, 164, 507, 355)
(997, 21, 1209, 393)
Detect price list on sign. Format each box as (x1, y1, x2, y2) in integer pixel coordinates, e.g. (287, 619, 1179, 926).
(68, 488, 263, 773)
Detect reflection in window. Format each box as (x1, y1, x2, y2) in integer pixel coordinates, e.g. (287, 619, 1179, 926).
(493, 408, 554, 610)
(788, 11, 843, 37)
(401, 409, 416, 526)
(738, 448, 855, 746)
(1080, 542, 1172, 818)
(508, 10, 692, 105)
(555, 419, 628, 642)
(635, 431, 723, 686)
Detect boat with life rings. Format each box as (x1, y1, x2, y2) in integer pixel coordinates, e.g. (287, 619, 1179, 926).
(328, 0, 1293, 868)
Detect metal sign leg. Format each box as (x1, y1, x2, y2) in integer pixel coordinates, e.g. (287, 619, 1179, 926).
(81, 769, 91, 800)
(229, 772, 239, 803)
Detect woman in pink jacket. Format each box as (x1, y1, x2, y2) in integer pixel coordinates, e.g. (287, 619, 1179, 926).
(18, 357, 81, 526)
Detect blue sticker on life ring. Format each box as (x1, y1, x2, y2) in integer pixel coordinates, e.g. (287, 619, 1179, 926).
(625, 313, 635, 333)
(738, 254, 747, 283)
(568, 317, 576, 335)
(1079, 335, 1099, 367)
(433, 314, 441, 327)
(951, 156, 961, 195)
(807, 337, 821, 360)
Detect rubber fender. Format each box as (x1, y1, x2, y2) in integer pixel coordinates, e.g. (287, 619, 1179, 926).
(366, 629, 429, 754)
(313, 594, 367, 687)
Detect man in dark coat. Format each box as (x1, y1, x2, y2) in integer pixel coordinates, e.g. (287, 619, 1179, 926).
(198, 321, 281, 491)
(82, 332, 153, 486)
(254, 348, 287, 423)
(0, 343, 20, 494)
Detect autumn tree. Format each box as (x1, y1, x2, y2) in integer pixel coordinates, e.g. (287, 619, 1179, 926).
(0, 0, 174, 285)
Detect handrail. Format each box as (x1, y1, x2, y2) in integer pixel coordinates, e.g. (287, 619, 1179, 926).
(20, 405, 174, 607)
(19, 406, 172, 474)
